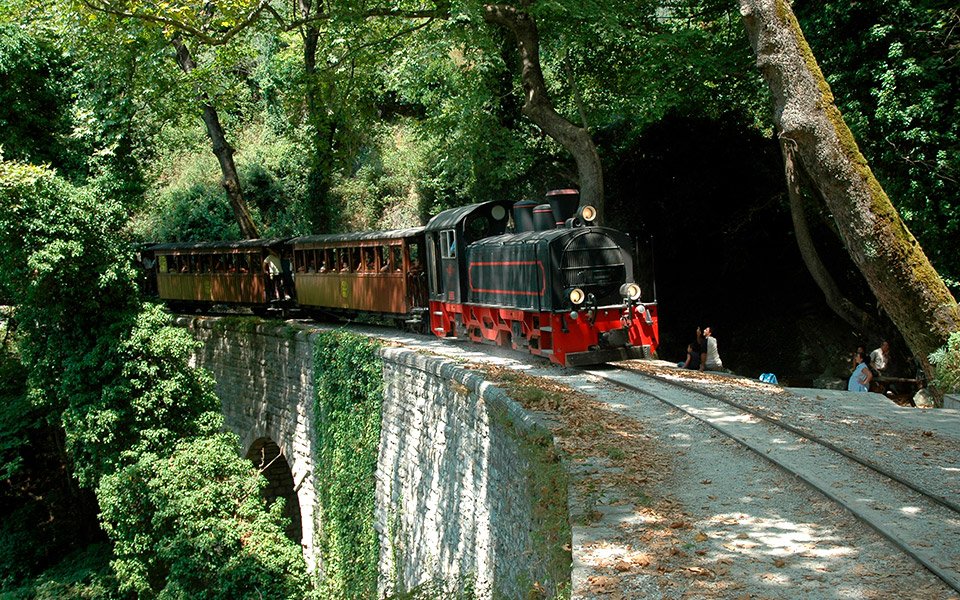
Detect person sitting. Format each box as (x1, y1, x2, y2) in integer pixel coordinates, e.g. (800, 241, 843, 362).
(870, 340, 890, 376)
(848, 350, 873, 392)
(700, 326, 723, 371)
(678, 343, 701, 370)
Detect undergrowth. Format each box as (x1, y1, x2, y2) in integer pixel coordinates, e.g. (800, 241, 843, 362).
(312, 331, 384, 599)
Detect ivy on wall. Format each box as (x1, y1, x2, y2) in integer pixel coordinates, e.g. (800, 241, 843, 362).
(312, 331, 384, 600)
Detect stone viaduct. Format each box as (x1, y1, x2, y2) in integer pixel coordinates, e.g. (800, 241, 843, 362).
(175, 316, 569, 598)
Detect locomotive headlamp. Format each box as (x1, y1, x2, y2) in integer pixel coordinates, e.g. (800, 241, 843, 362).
(578, 205, 598, 223)
(491, 205, 507, 220)
(568, 287, 586, 305)
(620, 283, 642, 301)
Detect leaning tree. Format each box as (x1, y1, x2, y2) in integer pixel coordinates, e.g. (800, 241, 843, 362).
(739, 0, 960, 380)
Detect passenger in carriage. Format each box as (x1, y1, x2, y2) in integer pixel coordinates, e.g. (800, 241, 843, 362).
(377, 248, 390, 272)
(318, 260, 327, 273)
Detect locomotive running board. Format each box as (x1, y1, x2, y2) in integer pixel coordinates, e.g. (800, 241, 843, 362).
(565, 346, 647, 367)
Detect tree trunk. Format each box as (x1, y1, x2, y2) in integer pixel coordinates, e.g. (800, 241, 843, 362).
(740, 0, 960, 379)
(171, 36, 260, 239)
(483, 4, 605, 220)
(781, 139, 878, 334)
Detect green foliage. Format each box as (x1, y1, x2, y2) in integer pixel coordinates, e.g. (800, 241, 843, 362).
(0, 157, 309, 595)
(1, 544, 125, 600)
(312, 331, 384, 600)
(59, 304, 225, 487)
(383, 16, 539, 208)
(135, 121, 316, 241)
(929, 331, 960, 395)
(98, 434, 307, 599)
(0, 339, 75, 589)
(140, 181, 244, 242)
(0, 336, 30, 481)
(327, 122, 431, 230)
(377, 0, 771, 213)
(0, 23, 78, 172)
(0, 158, 137, 411)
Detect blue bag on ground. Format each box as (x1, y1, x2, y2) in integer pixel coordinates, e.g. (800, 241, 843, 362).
(759, 373, 778, 384)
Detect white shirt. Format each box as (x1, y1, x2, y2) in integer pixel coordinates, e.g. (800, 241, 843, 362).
(705, 336, 723, 369)
(870, 347, 887, 372)
(263, 254, 281, 276)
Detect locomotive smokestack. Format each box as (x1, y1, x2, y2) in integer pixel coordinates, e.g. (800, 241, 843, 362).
(512, 200, 538, 233)
(546, 189, 580, 226)
(532, 204, 556, 231)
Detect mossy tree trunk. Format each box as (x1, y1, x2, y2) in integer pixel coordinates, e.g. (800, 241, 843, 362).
(483, 3, 605, 220)
(740, 0, 960, 379)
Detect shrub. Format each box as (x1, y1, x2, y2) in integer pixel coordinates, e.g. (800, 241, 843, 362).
(929, 331, 960, 395)
(99, 434, 307, 599)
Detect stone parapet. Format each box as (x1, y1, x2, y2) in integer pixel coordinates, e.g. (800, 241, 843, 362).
(176, 316, 569, 598)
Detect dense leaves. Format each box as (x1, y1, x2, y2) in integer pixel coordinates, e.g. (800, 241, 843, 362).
(1, 0, 958, 594)
(0, 157, 307, 596)
(312, 332, 384, 599)
(99, 434, 307, 599)
(930, 332, 960, 395)
(0, 24, 77, 171)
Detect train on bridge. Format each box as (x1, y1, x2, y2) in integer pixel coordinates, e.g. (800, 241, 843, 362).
(143, 190, 659, 366)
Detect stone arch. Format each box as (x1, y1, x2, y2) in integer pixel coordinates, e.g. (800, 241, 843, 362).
(247, 437, 303, 545)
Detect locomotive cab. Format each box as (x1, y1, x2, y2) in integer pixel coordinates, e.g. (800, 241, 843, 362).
(424, 200, 514, 304)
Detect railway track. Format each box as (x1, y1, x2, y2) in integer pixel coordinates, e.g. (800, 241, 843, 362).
(583, 362, 960, 593)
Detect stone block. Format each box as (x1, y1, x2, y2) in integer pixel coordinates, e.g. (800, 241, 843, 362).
(943, 394, 960, 410)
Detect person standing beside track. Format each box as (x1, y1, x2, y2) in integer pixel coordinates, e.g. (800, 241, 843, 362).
(848, 351, 873, 392)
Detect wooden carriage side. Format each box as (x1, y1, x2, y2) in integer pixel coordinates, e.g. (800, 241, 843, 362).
(290, 228, 426, 316)
(151, 239, 287, 306)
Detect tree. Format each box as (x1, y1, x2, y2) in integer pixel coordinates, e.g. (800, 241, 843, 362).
(739, 0, 960, 378)
(781, 139, 878, 334)
(170, 35, 260, 239)
(0, 157, 306, 594)
(482, 3, 605, 216)
(794, 0, 960, 291)
(76, 0, 263, 238)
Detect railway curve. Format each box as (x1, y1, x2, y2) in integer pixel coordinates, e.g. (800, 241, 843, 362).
(586, 361, 960, 593)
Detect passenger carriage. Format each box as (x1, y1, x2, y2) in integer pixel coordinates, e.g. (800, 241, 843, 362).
(149, 239, 289, 312)
(289, 228, 428, 325)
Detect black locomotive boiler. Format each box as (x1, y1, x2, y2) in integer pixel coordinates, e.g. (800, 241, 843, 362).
(144, 190, 659, 366)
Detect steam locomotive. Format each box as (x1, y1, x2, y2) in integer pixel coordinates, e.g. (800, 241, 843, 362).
(144, 190, 659, 366)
